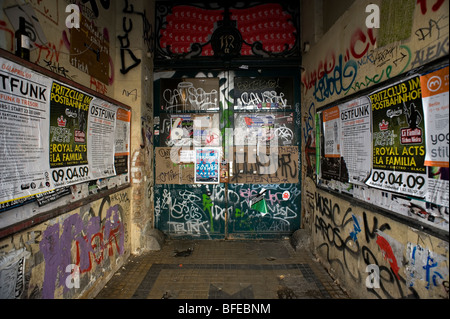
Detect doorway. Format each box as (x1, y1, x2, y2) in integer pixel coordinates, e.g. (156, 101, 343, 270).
(153, 67, 301, 239)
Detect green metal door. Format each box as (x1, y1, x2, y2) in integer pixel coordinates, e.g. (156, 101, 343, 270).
(153, 68, 301, 239)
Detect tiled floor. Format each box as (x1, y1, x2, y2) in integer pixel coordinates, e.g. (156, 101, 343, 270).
(95, 239, 349, 299)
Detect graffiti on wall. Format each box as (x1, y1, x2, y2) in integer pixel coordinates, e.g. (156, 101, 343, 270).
(154, 183, 301, 239)
(301, 28, 414, 104)
(300, 1, 449, 298)
(39, 195, 128, 299)
(159, 78, 220, 112)
(405, 242, 449, 291)
(154, 66, 301, 238)
(118, 0, 154, 74)
(0, 0, 156, 300)
(0, 0, 157, 89)
(228, 184, 300, 236)
(154, 185, 226, 239)
(302, 1, 449, 106)
(313, 191, 448, 299)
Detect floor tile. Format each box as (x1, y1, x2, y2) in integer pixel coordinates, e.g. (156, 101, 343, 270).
(95, 239, 349, 299)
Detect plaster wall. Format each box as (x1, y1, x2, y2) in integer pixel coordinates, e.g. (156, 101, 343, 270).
(300, 0, 449, 299)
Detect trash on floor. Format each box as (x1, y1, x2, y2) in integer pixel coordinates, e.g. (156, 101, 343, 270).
(277, 286, 297, 299)
(173, 247, 193, 257)
(161, 291, 174, 299)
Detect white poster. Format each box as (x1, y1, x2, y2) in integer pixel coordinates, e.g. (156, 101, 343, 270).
(0, 57, 130, 207)
(88, 99, 117, 179)
(0, 57, 53, 203)
(339, 97, 372, 184)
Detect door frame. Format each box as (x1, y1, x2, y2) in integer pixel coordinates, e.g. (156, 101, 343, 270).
(153, 66, 302, 239)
